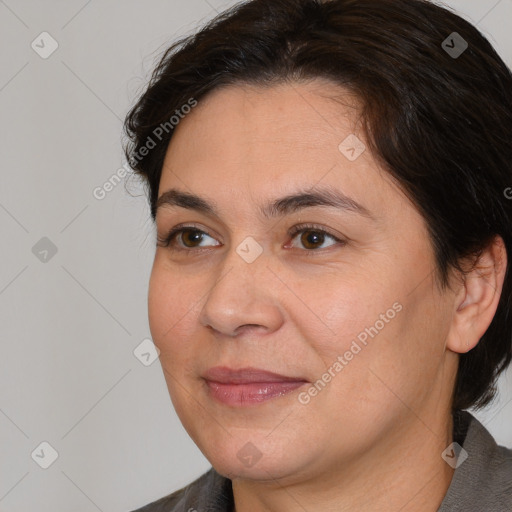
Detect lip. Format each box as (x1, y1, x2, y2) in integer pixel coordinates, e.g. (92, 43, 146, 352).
(203, 366, 309, 407)
(203, 366, 308, 384)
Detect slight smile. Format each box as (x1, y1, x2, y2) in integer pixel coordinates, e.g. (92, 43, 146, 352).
(203, 366, 309, 407)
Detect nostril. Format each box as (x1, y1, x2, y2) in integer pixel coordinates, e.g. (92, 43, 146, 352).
(234, 324, 266, 335)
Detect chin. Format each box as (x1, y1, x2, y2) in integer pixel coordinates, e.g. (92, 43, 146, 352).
(198, 431, 312, 483)
(210, 453, 296, 482)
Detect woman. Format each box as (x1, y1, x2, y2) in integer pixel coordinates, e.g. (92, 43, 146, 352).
(125, 0, 512, 510)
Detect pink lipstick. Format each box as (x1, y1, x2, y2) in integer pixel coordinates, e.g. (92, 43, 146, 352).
(203, 366, 308, 407)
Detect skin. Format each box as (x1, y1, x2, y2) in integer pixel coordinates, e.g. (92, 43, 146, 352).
(147, 79, 507, 511)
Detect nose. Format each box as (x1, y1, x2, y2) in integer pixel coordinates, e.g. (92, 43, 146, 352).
(198, 245, 284, 337)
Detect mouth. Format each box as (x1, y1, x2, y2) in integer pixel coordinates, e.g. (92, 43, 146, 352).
(202, 366, 309, 407)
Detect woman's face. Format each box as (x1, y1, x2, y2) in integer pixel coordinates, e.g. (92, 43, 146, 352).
(148, 80, 459, 483)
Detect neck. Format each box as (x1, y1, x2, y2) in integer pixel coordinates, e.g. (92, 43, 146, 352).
(232, 411, 455, 512)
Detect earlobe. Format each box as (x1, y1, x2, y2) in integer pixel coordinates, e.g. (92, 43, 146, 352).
(447, 236, 507, 354)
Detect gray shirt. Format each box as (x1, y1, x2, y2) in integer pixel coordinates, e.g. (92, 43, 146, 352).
(131, 411, 512, 511)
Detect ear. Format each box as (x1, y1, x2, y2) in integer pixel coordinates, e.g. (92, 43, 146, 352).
(446, 236, 507, 354)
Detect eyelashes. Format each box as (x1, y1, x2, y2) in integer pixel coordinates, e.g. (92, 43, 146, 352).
(157, 223, 213, 249)
(286, 224, 345, 250)
(157, 225, 219, 249)
(157, 223, 346, 253)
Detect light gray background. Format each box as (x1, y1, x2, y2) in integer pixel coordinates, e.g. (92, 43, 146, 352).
(0, 1, 511, 511)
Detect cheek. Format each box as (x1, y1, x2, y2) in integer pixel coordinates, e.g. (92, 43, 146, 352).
(283, 267, 398, 360)
(288, 263, 444, 397)
(148, 260, 202, 355)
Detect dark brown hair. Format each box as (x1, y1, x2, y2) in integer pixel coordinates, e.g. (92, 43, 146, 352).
(124, 0, 512, 411)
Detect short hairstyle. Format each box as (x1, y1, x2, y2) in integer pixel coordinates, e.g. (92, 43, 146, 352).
(124, 0, 512, 411)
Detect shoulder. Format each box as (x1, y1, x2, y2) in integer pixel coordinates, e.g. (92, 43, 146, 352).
(438, 411, 512, 512)
(129, 467, 233, 512)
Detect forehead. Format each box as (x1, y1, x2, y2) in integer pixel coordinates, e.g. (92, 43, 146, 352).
(158, 80, 405, 216)
(166, 79, 362, 155)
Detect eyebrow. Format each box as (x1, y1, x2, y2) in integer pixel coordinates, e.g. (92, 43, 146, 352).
(155, 186, 373, 220)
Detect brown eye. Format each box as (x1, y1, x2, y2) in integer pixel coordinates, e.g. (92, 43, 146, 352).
(300, 230, 326, 249)
(287, 227, 342, 250)
(180, 229, 206, 247)
(157, 226, 221, 250)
